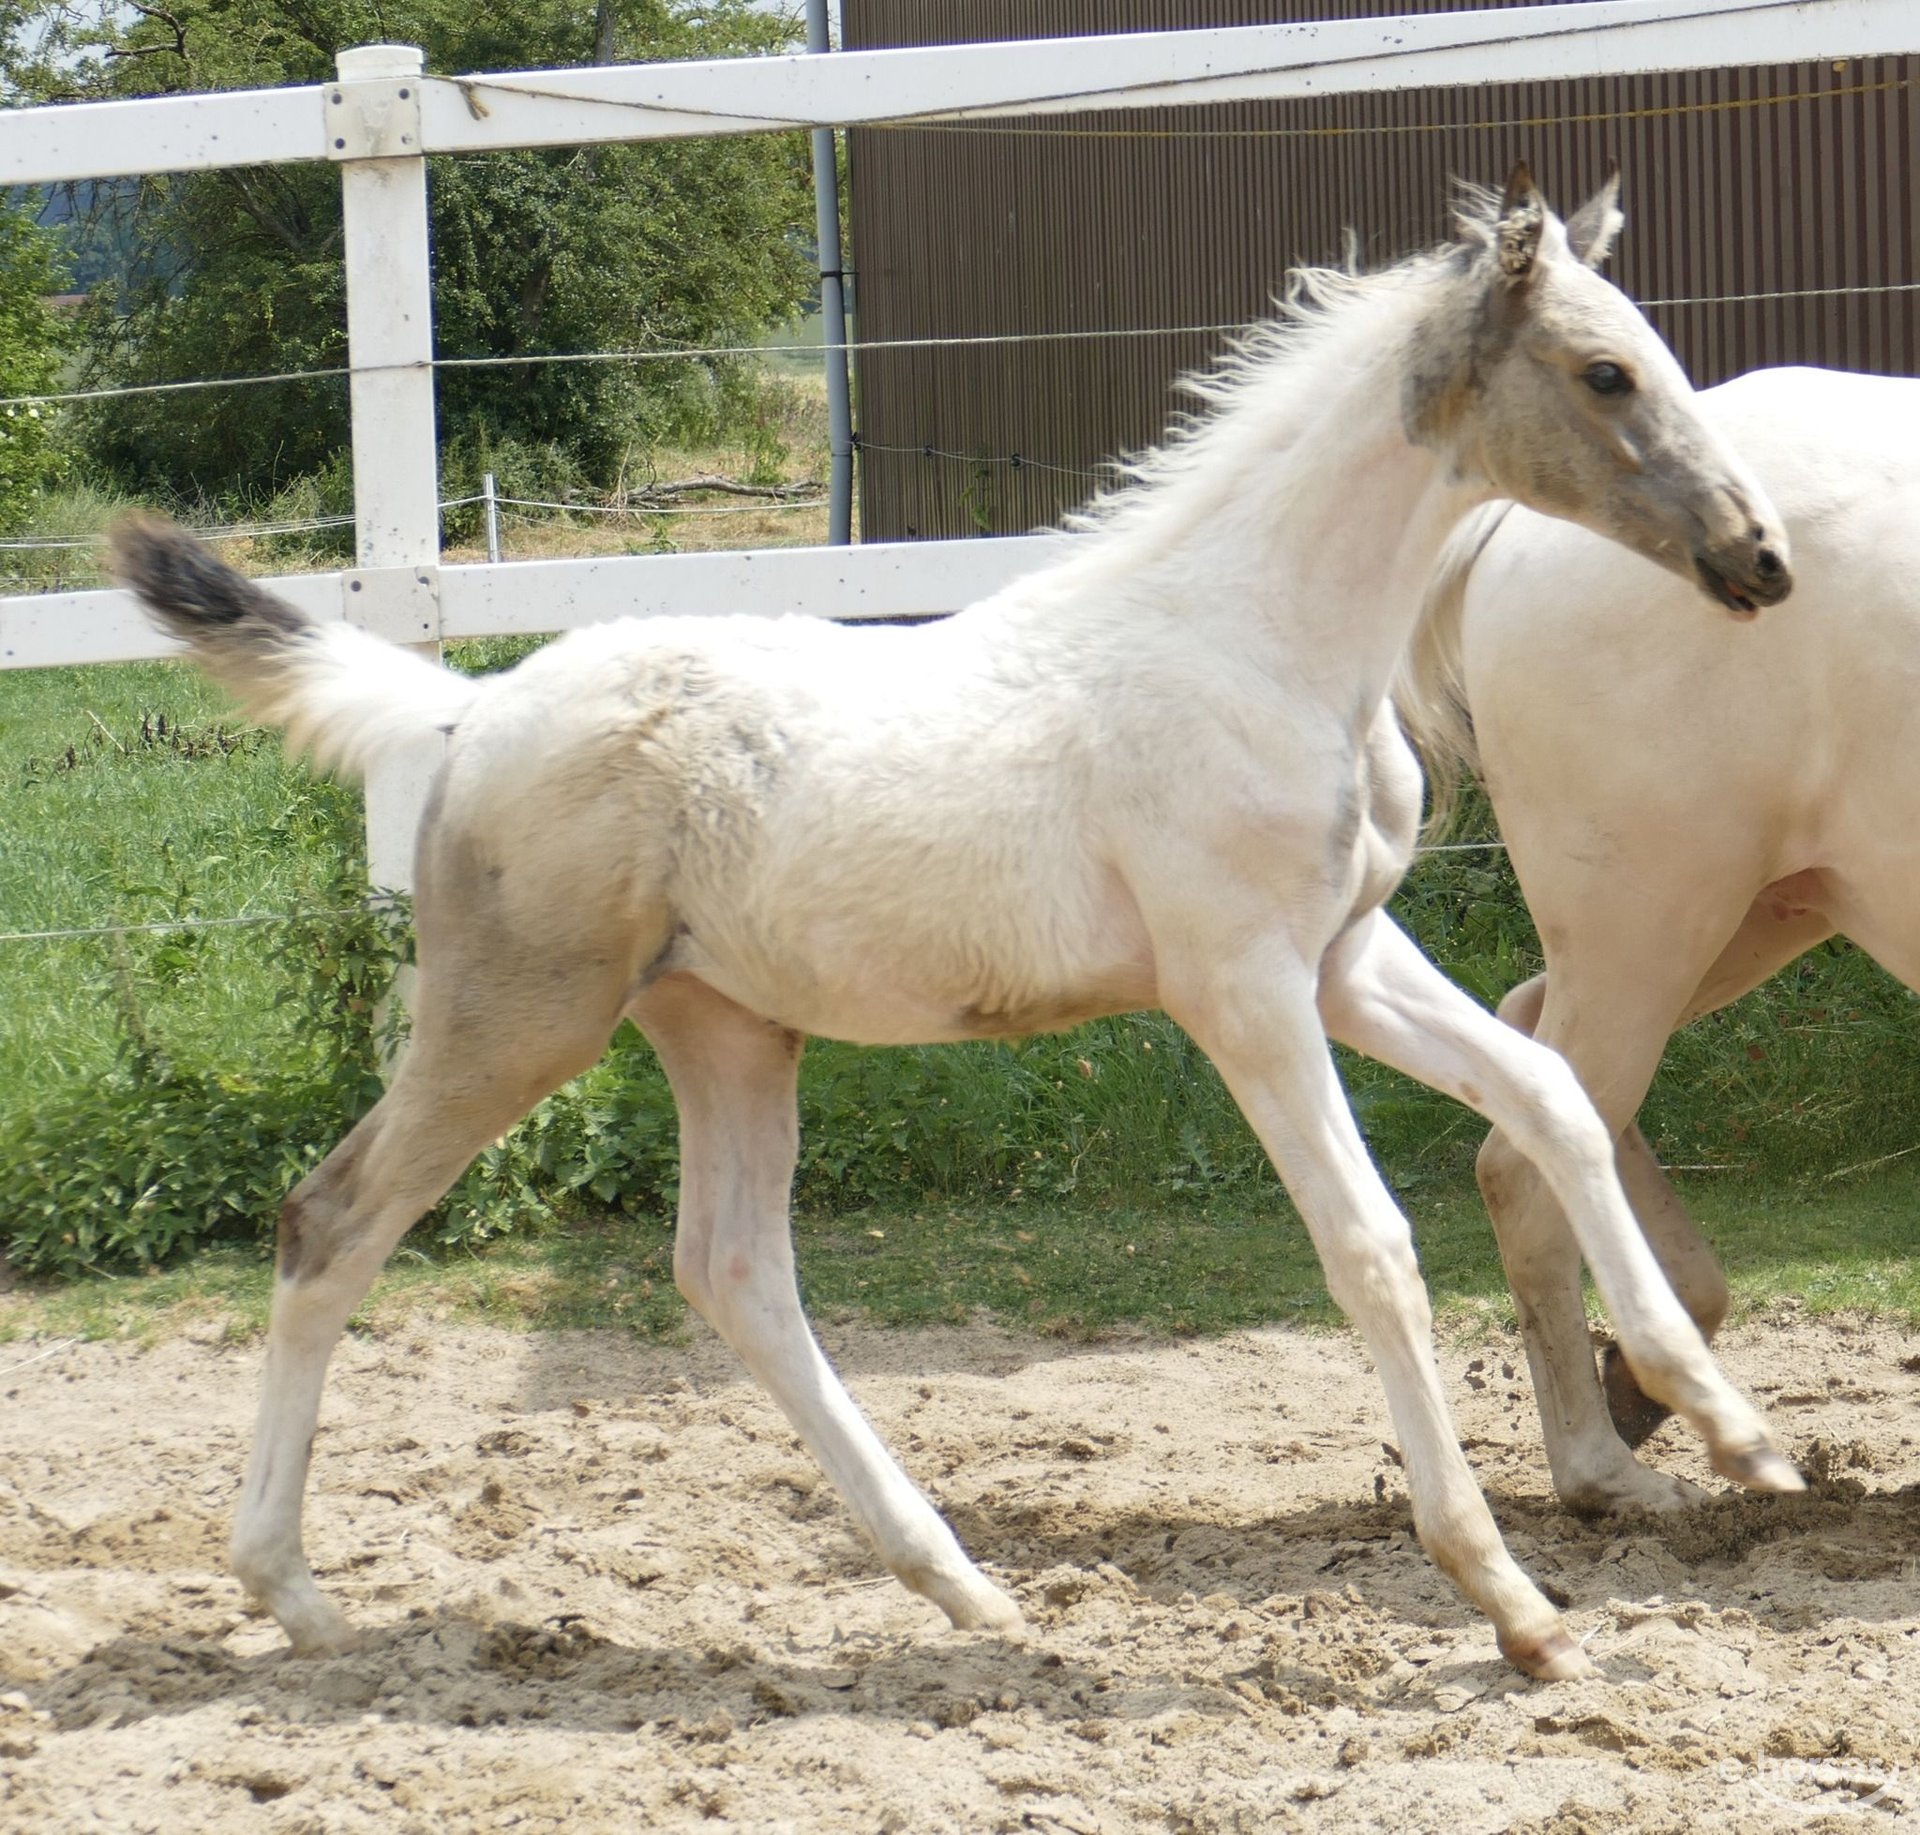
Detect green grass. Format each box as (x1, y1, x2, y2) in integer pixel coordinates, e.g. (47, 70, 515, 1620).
(1, 648, 1915, 1313)
(0, 661, 361, 1093)
(5, 1166, 1917, 1350)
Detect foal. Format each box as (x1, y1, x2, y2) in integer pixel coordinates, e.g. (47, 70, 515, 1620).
(119, 169, 1799, 1680)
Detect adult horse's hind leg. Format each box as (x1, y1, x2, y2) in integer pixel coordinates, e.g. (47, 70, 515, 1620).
(234, 946, 635, 1653)
(634, 974, 1022, 1633)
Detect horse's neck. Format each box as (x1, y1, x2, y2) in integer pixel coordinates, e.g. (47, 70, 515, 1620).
(1129, 382, 1486, 720)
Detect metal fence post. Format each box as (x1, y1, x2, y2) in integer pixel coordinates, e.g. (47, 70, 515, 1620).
(482, 471, 502, 563)
(806, 0, 854, 546)
(331, 43, 442, 897)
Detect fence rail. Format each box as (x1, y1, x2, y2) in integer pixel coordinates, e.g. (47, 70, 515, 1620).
(3, 0, 1916, 889)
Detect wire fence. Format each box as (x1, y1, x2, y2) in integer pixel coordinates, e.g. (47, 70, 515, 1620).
(7, 269, 1919, 420)
(1, 29, 1906, 956)
(0, 485, 830, 561)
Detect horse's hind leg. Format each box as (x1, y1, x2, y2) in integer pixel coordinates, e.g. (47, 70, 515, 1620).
(1484, 893, 1837, 1482)
(234, 947, 634, 1653)
(634, 973, 1021, 1633)
(1592, 893, 1838, 1442)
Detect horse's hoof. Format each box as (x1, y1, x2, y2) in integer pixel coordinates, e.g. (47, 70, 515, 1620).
(1712, 1443, 1807, 1494)
(1499, 1623, 1595, 1683)
(953, 1588, 1027, 1637)
(1561, 1465, 1705, 1518)
(910, 1564, 1026, 1635)
(1600, 1343, 1675, 1448)
(274, 1596, 362, 1658)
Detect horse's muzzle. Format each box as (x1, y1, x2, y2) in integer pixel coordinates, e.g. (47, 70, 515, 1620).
(1693, 541, 1792, 619)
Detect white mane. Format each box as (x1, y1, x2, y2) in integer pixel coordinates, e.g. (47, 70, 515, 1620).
(1069, 226, 1486, 547)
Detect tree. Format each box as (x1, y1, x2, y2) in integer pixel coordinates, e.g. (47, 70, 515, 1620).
(0, 199, 67, 531)
(17, 1, 815, 503)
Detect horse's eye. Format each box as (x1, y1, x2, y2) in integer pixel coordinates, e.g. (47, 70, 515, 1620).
(1583, 361, 1634, 397)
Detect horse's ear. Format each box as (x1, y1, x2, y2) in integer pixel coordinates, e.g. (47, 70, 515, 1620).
(1565, 163, 1624, 268)
(1494, 161, 1546, 282)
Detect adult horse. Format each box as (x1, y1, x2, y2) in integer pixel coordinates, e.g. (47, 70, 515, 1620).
(116, 170, 1798, 1682)
(1400, 364, 1920, 1518)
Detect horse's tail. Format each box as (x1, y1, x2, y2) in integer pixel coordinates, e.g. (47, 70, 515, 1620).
(112, 515, 480, 781)
(1393, 501, 1509, 835)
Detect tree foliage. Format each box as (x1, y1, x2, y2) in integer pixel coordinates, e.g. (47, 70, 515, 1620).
(0, 200, 68, 530)
(16, 1, 814, 502)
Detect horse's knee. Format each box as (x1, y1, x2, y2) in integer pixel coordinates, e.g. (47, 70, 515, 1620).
(674, 1227, 778, 1328)
(1321, 1219, 1431, 1338)
(1500, 1051, 1612, 1171)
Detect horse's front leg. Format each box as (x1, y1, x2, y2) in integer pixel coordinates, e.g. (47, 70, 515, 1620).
(1316, 910, 1801, 1498)
(1163, 943, 1584, 1679)
(634, 975, 1022, 1634)
(1494, 972, 1730, 1457)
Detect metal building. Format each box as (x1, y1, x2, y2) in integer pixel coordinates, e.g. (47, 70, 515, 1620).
(842, 1, 1918, 540)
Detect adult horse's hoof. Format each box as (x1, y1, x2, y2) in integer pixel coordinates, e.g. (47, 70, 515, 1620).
(1600, 1342, 1675, 1448)
(1711, 1443, 1807, 1494)
(1561, 1462, 1705, 1518)
(283, 1613, 362, 1659)
(1499, 1623, 1596, 1683)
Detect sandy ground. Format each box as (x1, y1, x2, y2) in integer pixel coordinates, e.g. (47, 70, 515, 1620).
(2, 1309, 1917, 1834)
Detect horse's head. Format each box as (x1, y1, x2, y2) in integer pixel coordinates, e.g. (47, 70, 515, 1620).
(1404, 165, 1790, 617)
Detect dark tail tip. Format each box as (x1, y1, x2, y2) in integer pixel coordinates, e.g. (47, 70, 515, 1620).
(110, 513, 308, 641)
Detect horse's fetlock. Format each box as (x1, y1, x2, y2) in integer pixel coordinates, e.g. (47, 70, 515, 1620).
(1613, 1340, 1691, 1410)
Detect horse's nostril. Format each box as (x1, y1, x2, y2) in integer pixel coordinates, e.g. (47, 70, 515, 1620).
(1756, 547, 1784, 578)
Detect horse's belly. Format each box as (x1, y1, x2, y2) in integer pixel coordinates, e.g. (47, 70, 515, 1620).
(668, 913, 1158, 1047)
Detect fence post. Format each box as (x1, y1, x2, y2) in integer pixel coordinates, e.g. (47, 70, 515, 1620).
(805, 0, 853, 546)
(482, 471, 501, 563)
(331, 43, 442, 899)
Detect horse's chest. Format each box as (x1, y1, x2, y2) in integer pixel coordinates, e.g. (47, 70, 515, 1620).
(1338, 725, 1422, 926)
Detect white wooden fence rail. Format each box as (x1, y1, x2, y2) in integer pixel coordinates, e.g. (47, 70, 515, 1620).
(2, 0, 1913, 888)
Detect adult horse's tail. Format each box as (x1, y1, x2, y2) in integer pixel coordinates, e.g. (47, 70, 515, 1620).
(112, 515, 479, 780)
(1393, 501, 1509, 834)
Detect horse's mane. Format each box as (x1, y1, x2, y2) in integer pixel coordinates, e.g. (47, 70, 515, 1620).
(1068, 185, 1501, 541)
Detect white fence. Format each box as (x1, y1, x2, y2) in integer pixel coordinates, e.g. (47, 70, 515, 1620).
(3, 0, 1914, 889)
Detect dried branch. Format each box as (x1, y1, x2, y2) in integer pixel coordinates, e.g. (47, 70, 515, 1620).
(625, 476, 824, 507)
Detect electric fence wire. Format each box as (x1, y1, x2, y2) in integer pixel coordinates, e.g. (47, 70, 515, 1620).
(0, 34, 1899, 945)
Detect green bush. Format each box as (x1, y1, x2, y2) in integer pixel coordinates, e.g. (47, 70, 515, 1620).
(0, 200, 70, 532)
(0, 845, 410, 1280)
(9, 688, 1920, 1284)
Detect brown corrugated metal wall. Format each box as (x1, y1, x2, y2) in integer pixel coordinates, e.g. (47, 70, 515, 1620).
(843, 2, 1918, 540)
